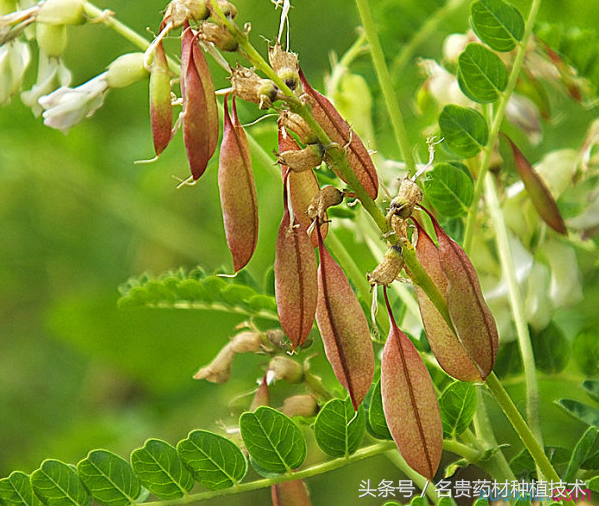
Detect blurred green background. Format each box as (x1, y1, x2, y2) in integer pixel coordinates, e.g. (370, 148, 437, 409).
(1, 0, 598, 504)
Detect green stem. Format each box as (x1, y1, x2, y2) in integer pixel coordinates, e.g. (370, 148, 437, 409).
(384, 451, 440, 504)
(443, 439, 480, 462)
(143, 442, 395, 505)
(485, 372, 560, 482)
(326, 31, 368, 97)
(354, 0, 416, 175)
(463, 0, 543, 253)
(484, 174, 544, 477)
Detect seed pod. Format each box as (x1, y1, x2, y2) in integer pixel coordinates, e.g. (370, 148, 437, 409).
(299, 69, 379, 200)
(250, 374, 270, 411)
(271, 480, 312, 506)
(307, 185, 344, 224)
(231, 65, 280, 109)
(278, 144, 324, 173)
(414, 221, 481, 381)
(505, 135, 567, 235)
(278, 126, 325, 246)
(368, 245, 405, 287)
(200, 22, 238, 51)
(269, 43, 299, 91)
(315, 224, 375, 409)
(424, 209, 499, 379)
(381, 287, 443, 480)
(149, 41, 173, 156)
(219, 94, 258, 271)
(275, 172, 318, 350)
(181, 25, 218, 179)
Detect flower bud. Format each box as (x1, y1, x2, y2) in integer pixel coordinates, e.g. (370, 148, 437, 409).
(307, 185, 344, 224)
(37, 0, 85, 25)
(388, 178, 423, 220)
(230, 65, 280, 109)
(106, 52, 148, 89)
(278, 144, 324, 173)
(229, 330, 263, 353)
(278, 110, 316, 144)
(269, 43, 299, 90)
(0, 40, 30, 105)
(200, 22, 237, 51)
(368, 245, 404, 287)
(280, 395, 319, 418)
(36, 23, 66, 57)
(267, 356, 304, 384)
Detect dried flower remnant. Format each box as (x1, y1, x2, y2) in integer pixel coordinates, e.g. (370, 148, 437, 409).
(163, 0, 209, 28)
(230, 66, 281, 110)
(219, 94, 259, 271)
(267, 356, 304, 384)
(315, 224, 374, 409)
(368, 245, 405, 288)
(278, 110, 316, 144)
(199, 22, 238, 52)
(299, 69, 379, 200)
(381, 287, 443, 480)
(307, 185, 344, 225)
(387, 177, 423, 221)
(149, 41, 173, 156)
(269, 42, 299, 91)
(280, 395, 319, 418)
(278, 143, 324, 173)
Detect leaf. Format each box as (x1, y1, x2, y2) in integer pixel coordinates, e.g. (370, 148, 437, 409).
(413, 222, 481, 382)
(504, 136, 567, 235)
(470, 0, 524, 52)
(271, 480, 311, 506)
(76, 450, 141, 506)
(573, 330, 599, 376)
(314, 397, 366, 457)
(427, 210, 499, 379)
(563, 426, 599, 482)
(457, 43, 508, 103)
(219, 95, 259, 272)
(274, 175, 318, 350)
(315, 225, 375, 409)
(239, 406, 306, 475)
(177, 430, 247, 490)
(530, 322, 570, 374)
(0, 472, 42, 506)
(555, 399, 599, 426)
(117, 268, 277, 319)
(31, 460, 91, 506)
(583, 380, 599, 403)
(438, 105, 489, 158)
(130, 439, 194, 500)
(423, 163, 474, 218)
(439, 381, 476, 438)
(367, 379, 392, 440)
(509, 446, 570, 479)
(381, 288, 443, 480)
(299, 69, 379, 199)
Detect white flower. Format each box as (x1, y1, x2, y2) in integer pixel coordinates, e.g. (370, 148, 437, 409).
(506, 94, 543, 146)
(0, 39, 30, 104)
(21, 51, 72, 116)
(419, 59, 474, 108)
(38, 72, 109, 133)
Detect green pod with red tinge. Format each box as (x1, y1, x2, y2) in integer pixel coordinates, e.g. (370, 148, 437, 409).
(219, 94, 258, 272)
(274, 171, 318, 350)
(505, 135, 567, 236)
(315, 224, 374, 409)
(149, 40, 173, 156)
(381, 287, 443, 480)
(181, 24, 218, 179)
(299, 69, 379, 200)
(271, 480, 312, 506)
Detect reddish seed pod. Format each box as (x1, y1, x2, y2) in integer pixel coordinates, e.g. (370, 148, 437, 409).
(299, 69, 379, 200)
(149, 41, 173, 156)
(381, 287, 443, 480)
(271, 480, 312, 506)
(219, 94, 259, 272)
(315, 224, 374, 409)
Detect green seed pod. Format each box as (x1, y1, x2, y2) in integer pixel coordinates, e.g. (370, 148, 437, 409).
(35, 23, 67, 57)
(37, 0, 85, 25)
(107, 52, 148, 89)
(149, 42, 172, 156)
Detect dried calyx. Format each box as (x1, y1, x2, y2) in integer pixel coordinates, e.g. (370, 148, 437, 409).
(277, 143, 324, 173)
(368, 245, 405, 288)
(387, 177, 423, 221)
(307, 185, 345, 224)
(230, 65, 282, 109)
(268, 42, 299, 91)
(278, 110, 316, 144)
(199, 22, 238, 51)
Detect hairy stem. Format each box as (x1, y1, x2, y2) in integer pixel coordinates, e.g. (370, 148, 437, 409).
(384, 451, 440, 504)
(354, 0, 416, 176)
(463, 0, 543, 252)
(83, 3, 150, 51)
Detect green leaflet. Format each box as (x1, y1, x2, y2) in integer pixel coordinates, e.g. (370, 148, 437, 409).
(118, 268, 278, 319)
(583, 380, 599, 403)
(438, 498, 458, 506)
(509, 446, 570, 480)
(439, 381, 476, 438)
(530, 323, 570, 374)
(438, 105, 489, 158)
(470, 0, 524, 52)
(239, 406, 306, 475)
(0, 472, 42, 506)
(423, 163, 474, 218)
(563, 426, 599, 482)
(314, 397, 366, 458)
(30, 460, 91, 506)
(130, 439, 194, 499)
(367, 380, 392, 440)
(177, 430, 247, 490)
(573, 330, 599, 376)
(457, 43, 508, 103)
(554, 399, 599, 426)
(77, 450, 141, 506)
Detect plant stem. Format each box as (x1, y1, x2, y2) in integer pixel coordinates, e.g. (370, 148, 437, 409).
(463, 0, 543, 253)
(484, 174, 544, 478)
(142, 442, 395, 505)
(354, 0, 416, 176)
(384, 451, 440, 504)
(485, 372, 560, 482)
(443, 439, 480, 462)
